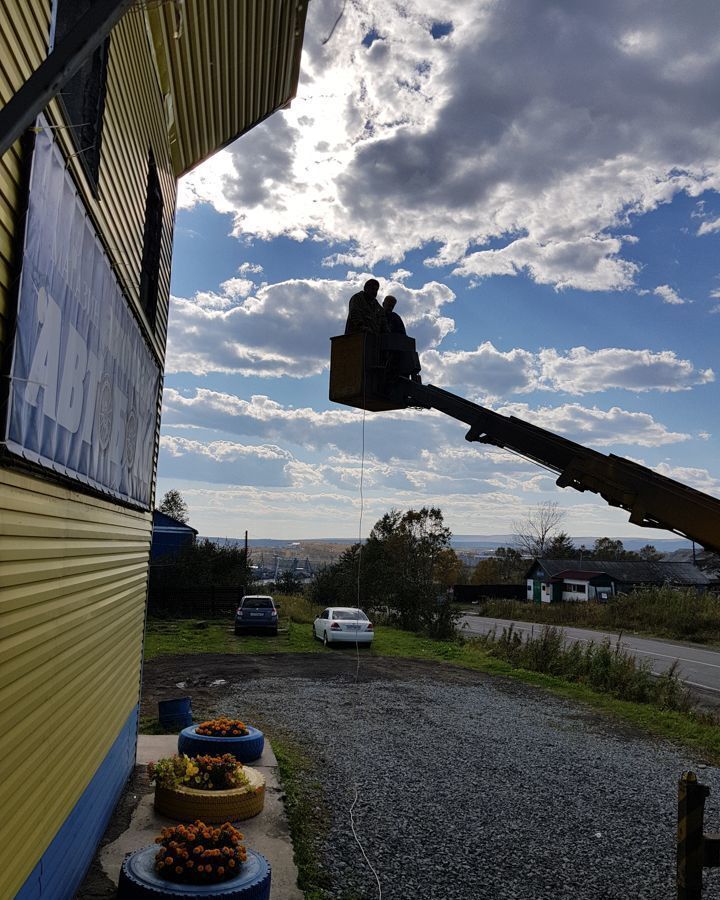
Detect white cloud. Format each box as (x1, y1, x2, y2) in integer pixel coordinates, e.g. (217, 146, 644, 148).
(423, 342, 539, 396)
(238, 262, 264, 275)
(391, 268, 413, 282)
(422, 343, 713, 396)
(651, 463, 720, 496)
(496, 401, 690, 447)
(697, 217, 720, 236)
(165, 276, 455, 377)
(538, 347, 713, 394)
(177, 0, 720, 291)
(653, 284, 686, 305)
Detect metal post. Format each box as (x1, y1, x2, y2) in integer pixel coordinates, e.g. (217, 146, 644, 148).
(678, 771, 710, 899)
(0, 0, 134, 159)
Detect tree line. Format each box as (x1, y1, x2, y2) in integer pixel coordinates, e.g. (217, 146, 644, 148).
(155, 490, 699, 632)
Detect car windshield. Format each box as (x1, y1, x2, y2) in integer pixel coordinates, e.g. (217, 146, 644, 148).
(332, 610, 368, 621)
(242, 599, 273, 609)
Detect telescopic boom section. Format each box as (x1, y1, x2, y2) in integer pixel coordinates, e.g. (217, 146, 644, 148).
(329, 334, 720, 553)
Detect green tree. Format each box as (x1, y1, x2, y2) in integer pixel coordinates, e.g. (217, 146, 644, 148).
(471, 557, 504, 585)
(152, 539, 253, 589)
(493, 546, 527, 582)
(309, 544, 363, 607)
(638, 544, 661, 561)
(159, 489, 189, 524)
(364, 506, 455, 635)
(545, 531, 577, 559)
(276, 569, 304, 595)
(591, 537, 627, 560)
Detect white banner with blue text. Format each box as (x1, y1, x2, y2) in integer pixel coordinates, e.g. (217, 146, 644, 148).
(5, 120, 160, 508)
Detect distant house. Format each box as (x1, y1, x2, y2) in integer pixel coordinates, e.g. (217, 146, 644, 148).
(151, 511, 198, 561)
(526, 558, 712, 603)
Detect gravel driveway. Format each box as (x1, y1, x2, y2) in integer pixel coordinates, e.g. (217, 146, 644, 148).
(207, 664, 720, 900)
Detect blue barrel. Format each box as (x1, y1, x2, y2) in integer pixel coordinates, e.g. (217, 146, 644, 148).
(158, 697, 192, 731)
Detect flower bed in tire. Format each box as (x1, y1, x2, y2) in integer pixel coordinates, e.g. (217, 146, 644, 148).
(118, 845, 271, 899)
(155, 766, 266, 823)
(178, 725, 265, 764)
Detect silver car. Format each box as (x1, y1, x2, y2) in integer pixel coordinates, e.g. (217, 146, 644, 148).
(313, 606, 374, 646)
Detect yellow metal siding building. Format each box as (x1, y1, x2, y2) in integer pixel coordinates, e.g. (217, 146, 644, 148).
(0, 2, 307, 896)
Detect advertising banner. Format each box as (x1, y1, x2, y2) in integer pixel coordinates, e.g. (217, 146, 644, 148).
(5, 120, 160, 508)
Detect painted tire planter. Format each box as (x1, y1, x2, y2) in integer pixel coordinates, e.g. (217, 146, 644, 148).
(154, 766, 266, 822)
(178, 725, 265, 764)
(118, 845, 271, 899)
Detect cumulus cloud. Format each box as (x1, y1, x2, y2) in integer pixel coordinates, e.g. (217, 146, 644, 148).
(177, 0, 720, 291)
(159, 436, 296, 486)
(423, 342, 539, 396)
(496, 401, 690, 447)
(537, 347, 713, 394)
(650, 462, 720, 496)
(165, 276, 455, 376)
(697, 217, 720, 236)
(653, 284, 686, 305)
(422, 343, 713, 396)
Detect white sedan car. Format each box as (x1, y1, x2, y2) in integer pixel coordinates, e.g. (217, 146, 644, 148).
(313, 607, 374, 646)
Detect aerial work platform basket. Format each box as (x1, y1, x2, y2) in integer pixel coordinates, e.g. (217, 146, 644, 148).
(328, 333, 420, 411)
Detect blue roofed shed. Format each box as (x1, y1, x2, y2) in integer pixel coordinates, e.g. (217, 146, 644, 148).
(151, 511, 198, 560)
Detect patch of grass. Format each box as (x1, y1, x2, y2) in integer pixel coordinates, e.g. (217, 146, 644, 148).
(470, 624, 693, 711)
(144, 618, 320, 660)
(143, 620, 235, 658)
(267, 731, 332, 900)
(138, 715, 166, 735)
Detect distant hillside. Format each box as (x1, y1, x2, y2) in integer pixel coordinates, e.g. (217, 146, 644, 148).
(204, 534, 694, 553)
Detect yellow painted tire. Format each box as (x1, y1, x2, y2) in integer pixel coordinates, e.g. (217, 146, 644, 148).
(154, 766, 266, 823)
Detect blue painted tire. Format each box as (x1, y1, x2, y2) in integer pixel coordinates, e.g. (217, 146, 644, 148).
(178, 725, 265, 763)
(118, 845, 271, 899)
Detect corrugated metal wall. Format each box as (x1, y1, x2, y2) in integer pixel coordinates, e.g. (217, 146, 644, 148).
(0, 0, 50, 356)
(0, 3, 174, 895)
(0, 470, 152, 895)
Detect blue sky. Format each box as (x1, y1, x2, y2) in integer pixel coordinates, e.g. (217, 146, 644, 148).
(156, 0, 720, 541)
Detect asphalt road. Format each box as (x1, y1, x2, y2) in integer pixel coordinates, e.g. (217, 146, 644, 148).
(459, 614, 720, 698)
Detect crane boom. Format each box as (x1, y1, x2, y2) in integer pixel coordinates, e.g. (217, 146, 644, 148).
(329, 333, 720, 553)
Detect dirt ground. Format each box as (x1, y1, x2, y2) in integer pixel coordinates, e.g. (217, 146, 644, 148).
(140, 652, 501, 720)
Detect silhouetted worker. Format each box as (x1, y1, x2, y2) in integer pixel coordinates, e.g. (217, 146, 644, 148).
(382, 295, 407, 335)
(344, 278, 388, 335)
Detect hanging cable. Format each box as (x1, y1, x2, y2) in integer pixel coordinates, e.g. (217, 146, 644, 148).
(346, 369, 382, 899)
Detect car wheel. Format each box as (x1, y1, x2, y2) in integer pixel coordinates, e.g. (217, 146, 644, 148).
(118, 845, 271, 899)
(178, 725, 265, 764)
(322, 631, 330, 647)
